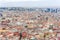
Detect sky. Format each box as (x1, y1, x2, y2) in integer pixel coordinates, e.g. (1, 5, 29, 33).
(0, 0, 60, 7)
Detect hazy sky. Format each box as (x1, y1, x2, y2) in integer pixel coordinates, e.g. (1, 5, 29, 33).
(0, 0, 60, 7)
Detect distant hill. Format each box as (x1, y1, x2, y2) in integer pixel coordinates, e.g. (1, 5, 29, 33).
(0, 7, 60, 13)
